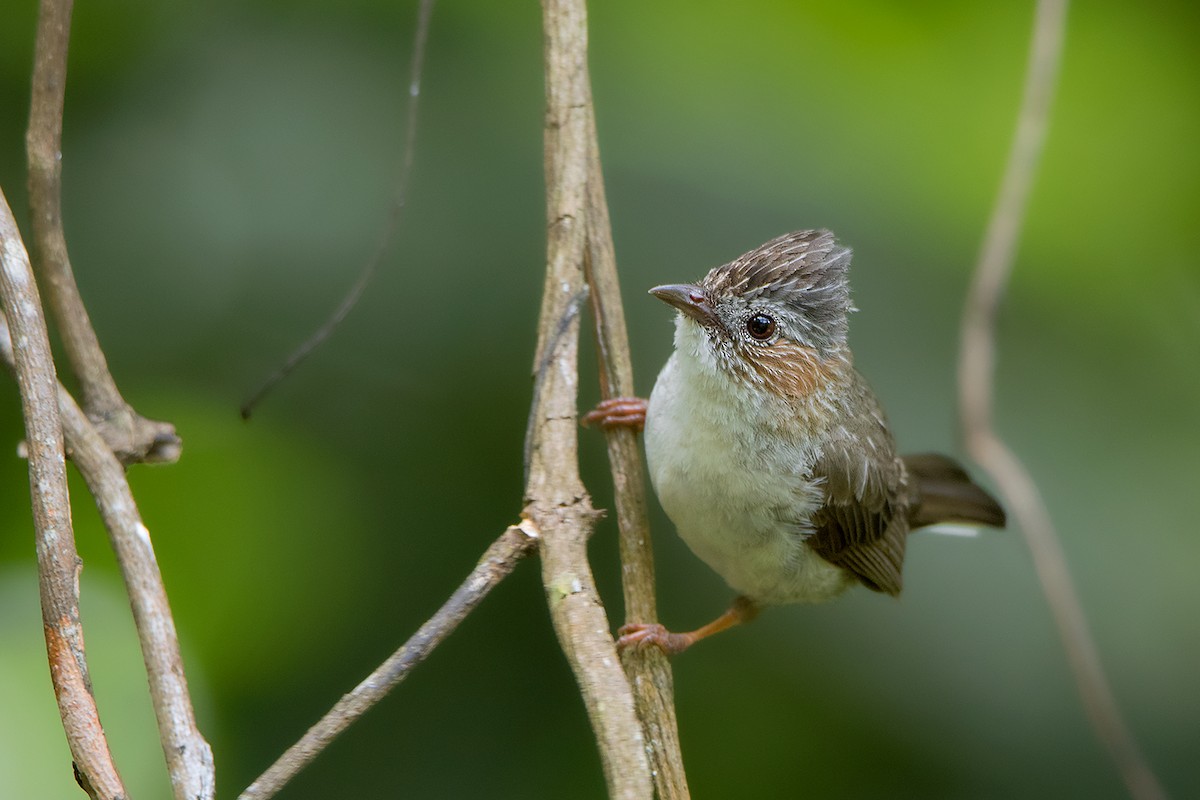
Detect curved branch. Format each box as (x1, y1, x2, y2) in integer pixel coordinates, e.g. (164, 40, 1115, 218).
(240, 0, 436, 418)
(26, 0, 179, 464)
(0, 188, 125, 799)
(958, 3, 1165, 799)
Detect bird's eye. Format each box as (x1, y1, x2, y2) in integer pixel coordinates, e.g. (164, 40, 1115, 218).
(746, 314, 776, 340)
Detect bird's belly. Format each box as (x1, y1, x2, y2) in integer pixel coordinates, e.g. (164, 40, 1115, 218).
(657, 478, 851, 605)
(645, 361, 852, 605)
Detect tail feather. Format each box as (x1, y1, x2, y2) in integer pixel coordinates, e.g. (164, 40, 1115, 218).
(904, 453, 1006, 530)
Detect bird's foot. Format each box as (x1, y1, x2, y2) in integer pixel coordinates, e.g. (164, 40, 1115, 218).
(616, 623, 698, 655)
(617, 597, 760, 656)
(581, 396, 648, 432)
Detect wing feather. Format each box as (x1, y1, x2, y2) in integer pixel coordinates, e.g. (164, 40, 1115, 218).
(806, 419, 910, 596)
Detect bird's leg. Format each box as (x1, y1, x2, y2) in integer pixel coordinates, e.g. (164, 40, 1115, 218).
(617, 596, 760, 655)
(581, 396, 648, 432)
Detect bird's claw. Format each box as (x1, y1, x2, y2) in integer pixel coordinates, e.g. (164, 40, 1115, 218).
(581, 396, 648, 432)
(616, 622, 694, 655)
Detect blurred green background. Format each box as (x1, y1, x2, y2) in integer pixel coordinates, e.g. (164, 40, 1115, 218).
(1, 1, 1197, 797)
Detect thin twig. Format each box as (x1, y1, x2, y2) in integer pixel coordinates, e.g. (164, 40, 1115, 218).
(0, 316, 214, 798)
(24, 2, 209, 791)
(581, 99, 689, 799)
(240, 0, 437, 419)
(530, 2, 651, 798)
(26, 0, 180, 465)
(0, 323, 215, 800)
(957, 3, 1166, 799)
(238, 522, 539, 800)
(0, 189, 125, 799)
(59, 387, 215, 798)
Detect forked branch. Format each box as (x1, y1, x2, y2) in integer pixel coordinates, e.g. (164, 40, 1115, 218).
(26, 0, 179, 464)
(243, 4, 668, 799)
(526, 2, 652, 797)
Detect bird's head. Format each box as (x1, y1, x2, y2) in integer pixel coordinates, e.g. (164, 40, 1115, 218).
(652, 229, 855, 399)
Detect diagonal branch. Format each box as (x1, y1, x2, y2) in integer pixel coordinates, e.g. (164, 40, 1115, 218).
(26, 0, 180, 465)
(0, 188, 125, 800)
(238, 522, 539, 800)
(0, 311, 215, 800)
(581, 99, 689, 800)
(55, 383, 215, 799)
(958, 3, 1165, 799)
(240, 0, 437, 419)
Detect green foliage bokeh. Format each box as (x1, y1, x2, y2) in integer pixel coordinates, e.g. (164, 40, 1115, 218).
(1, 1, 1197, 797)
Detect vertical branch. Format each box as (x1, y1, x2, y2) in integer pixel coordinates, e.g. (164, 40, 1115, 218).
(0, 190, 126, 799)
(531, 1, 652, 798)
(958, 3, 1165, 799)
(27, 0, 179, 464)
(582, 108, 690, 798)
(24, 2, 211, 794)
(25, 0, 102, 406)
(55, 389, 216, 800)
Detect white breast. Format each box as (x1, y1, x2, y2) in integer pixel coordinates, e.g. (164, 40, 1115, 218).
(644, 327, 853, 605)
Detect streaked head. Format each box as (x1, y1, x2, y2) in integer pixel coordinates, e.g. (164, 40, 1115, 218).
(651, 230, 855, 398)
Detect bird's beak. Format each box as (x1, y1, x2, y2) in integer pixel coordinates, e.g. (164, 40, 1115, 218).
(650, 284, 719, 327)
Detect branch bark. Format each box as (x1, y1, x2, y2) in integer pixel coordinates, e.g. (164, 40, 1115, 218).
(958, 3, 1165, 799)
(26, 0, 179, 465)
(56, 384, 215, 799)
(0, 309, 216, 799)
(582, 97, 690, 800)
(528, 2, 652, 798)
(0, 188, 126, 799)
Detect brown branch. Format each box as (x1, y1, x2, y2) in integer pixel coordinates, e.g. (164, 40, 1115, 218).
(241, 4, 654, 798)
(0, 188, 125, 799)
(0, 313, 214, 798)
(958, 3, 1166, 799)
(57, 385, 215, 798)
(23, 2, 211, 793)
(26, 0, 179, 465)
(528, 1, 652, 798)
(581, 99, 690, 800)
(238, 522, 539, 800)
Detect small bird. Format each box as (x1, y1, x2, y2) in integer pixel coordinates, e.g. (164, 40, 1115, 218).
(585, 230, 1005, 654)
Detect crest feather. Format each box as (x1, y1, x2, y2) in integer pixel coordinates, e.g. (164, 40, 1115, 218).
(700, 230, 855, 347)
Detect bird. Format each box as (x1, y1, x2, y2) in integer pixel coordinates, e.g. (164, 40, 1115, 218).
(584, 229, 1005, 654)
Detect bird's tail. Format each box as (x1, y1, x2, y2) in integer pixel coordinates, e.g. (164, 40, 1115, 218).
(904, 453, 1006, 530)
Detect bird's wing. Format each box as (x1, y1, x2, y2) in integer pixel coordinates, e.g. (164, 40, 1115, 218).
(806, 431, 910, 596)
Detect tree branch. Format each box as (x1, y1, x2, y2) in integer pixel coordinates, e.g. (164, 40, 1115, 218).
(26, 0, 179, 465)
(238, 522, 539, 800)
(0, 188, 125, 799)
(240, 0, 437, 419)
(581, 95, 690, 800)
(958, 3, 1165, 799)
(527, 1, 652, 797)
(0, 313, 215, 800)
(57, 383, 214, 799)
